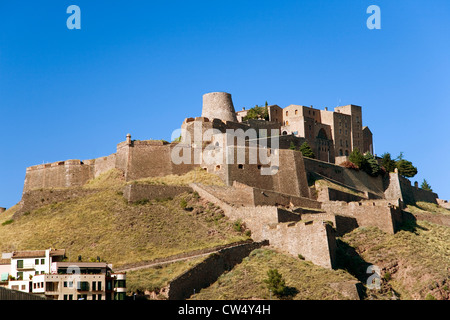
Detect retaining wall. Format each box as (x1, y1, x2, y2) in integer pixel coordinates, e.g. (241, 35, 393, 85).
(167, 241, 268, 300)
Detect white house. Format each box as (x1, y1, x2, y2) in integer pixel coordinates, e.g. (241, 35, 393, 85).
(7, 248, 65, 292)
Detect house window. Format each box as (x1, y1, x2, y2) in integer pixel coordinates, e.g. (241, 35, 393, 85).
(17, 272, 23, 280)
(238, 164, 244, 169)
(98, 281, 102, 291)
(40, 259, 45, 264)
(339, 149, 343, 156)
(92, 282, 96, 291)
(115, 280, 126, 289)
(17, 260, 23, 269)
(285, 121, 289, 126)
(345, 150, 349, 156)
(35, 259, 39, 265)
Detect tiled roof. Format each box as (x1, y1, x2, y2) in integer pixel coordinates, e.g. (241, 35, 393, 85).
(49, 249, 66, 257)
(11, 249, 66, 259)
(12, 251, 46, 258)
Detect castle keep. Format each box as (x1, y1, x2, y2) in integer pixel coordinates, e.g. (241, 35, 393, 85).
(18, 92, 447, 270)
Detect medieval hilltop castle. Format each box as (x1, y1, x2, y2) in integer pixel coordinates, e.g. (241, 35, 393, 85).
(14, 92, 449, 271)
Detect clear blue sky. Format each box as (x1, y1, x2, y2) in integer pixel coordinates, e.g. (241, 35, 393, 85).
(1, 0, 449, 209)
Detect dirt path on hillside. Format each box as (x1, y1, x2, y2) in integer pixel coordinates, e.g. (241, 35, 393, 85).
(114, 240, 253, 272)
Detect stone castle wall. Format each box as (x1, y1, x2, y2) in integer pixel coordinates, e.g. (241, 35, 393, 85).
(24, 160, 95, 192)
(22, 139, 197, 193)
(384, 172, 439, 205)
(189, 183, 336, 268)
(321, 199, 402, 234)
(261, 221, 336, 269)
(303, 157, 385, 198)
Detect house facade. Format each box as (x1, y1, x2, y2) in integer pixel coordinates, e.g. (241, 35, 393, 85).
(1, 249, 126, 300)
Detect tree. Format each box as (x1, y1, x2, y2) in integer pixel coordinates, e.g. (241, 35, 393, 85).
(381, 152, 396, 173)
(264, 269, 286, 298)
(362, 152, 381, 177)
(243, 105, 269, 121)
(289, 141, 297, 150)
(349, 148, 365, 169)
(396, 159, 418, 178)
(421, 179, 433, 192)
(299, 141, 315, 158)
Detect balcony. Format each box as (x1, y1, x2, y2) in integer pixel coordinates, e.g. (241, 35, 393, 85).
(16, 262, 35, 271)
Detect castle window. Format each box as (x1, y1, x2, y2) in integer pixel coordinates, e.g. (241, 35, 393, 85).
(286, 111, 288, 116)
(238, 164, 244, 169)
(339, 149, 343, 156)
(295, 110, 298, 115)
(345, 150, 349, 156)
(215, 165, 221, 171)
(286, 121, 289, 126)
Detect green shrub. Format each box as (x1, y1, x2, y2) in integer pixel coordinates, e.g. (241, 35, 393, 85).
(264, 269, 286, 298)
(233, 219, 243, 232)
(2, 219, 14, 226)
(425, 293, 436, 300)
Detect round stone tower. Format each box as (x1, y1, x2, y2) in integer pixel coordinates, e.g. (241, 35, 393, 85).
(201, 92, 238, 122)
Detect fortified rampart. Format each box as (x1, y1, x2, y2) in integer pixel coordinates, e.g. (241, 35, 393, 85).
(383, 171, 439, 205)
(321, 199, 403, 234)
(189, 183, 336, 269)
(303, 157, 385, 198)
(23, 138, 197, 193)
(24, 160, 95, 191)
(261, 221, 336, 269)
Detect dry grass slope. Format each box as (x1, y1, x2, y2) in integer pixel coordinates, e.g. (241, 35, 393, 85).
(192, 248, 357, 300)
(340, 218, 450, 300)
(0, 169, 248, 270)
